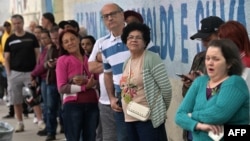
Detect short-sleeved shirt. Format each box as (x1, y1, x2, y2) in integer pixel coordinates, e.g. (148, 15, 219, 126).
(88, 37, 110, 104)
(4, 32, 39, 72)
(101, 33, 130, 92)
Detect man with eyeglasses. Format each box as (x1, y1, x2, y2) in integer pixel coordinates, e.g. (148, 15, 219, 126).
(88, 3, 129, 141)
(181, 16, 224, 141)
(90, 3, 162, 141)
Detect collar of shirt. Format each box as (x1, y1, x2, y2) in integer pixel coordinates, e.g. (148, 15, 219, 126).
(109, 22, 127, 42)
(109, 32, 121, 42)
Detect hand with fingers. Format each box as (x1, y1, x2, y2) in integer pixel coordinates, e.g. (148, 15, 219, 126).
(110, 96, 123, 112)
(196, 122, 223, 135)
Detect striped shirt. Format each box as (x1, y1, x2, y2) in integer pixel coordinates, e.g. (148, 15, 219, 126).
(101, 33, 130, 92)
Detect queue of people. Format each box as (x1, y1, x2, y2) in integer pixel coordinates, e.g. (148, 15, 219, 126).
(0, 2, 249, 141)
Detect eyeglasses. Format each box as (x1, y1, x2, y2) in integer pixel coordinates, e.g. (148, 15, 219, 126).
(101, 11, 121, 20)
(127, 36, 143, 41)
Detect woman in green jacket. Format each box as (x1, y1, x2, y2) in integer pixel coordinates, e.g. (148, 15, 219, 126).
(120, 23, 172, 141)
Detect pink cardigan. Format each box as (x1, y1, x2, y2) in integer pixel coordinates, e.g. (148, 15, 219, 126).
(56, 54, 99, 104)
(31, 47, 48, 80)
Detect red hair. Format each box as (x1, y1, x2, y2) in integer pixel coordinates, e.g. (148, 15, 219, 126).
(218, 21, 250, 56)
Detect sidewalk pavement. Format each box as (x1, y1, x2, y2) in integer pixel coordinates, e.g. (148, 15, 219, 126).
(0, 103, 66, 141)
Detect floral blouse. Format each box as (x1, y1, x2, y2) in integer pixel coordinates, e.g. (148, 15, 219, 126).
(120, 55, 149, 122)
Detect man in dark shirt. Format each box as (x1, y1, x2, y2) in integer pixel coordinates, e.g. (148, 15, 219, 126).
(182, 16, 225, 97)
(4, 14, 40, 132)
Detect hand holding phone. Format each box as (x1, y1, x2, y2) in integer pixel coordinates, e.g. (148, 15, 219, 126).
(49, 59, 54, 62)
(176, 73, 193, 82)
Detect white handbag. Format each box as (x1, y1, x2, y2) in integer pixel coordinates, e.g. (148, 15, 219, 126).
(125, 58, 159, 121)
(127, 101, 150, 121)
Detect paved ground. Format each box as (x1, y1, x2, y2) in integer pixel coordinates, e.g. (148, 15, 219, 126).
(0, 103, 66, 141)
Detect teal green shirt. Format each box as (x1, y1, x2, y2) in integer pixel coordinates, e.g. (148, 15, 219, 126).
(175, 75, 249, 141)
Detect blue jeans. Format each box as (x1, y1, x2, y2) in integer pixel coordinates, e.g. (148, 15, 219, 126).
(0, 65, 7, 98)
(63, 102, 99, 141)
(114, 92, 128, 141)
(40, 80, 47, 122)
(126, 121, 168, 141)
(46, 83, 60, 135)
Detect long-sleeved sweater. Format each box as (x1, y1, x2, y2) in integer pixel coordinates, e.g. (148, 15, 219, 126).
(123, 50, 172, 128)
(44, 45, 59, 84)
(175, 75, 249, 141)
(31, 47, 48, 80)
(56, 54, 98, 104)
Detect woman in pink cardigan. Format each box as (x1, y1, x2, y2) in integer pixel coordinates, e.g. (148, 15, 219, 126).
(56, 29, 99, 141)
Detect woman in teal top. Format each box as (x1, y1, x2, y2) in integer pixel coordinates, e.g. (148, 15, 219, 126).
(175, 39, 249, 141)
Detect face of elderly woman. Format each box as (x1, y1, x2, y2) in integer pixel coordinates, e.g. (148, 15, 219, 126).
(126, 30, 146, 53)
(61, 32, 80, 54)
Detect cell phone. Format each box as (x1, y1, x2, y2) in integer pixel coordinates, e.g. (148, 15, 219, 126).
(194, 71, 201, 76)
(176, 73, 193, 82)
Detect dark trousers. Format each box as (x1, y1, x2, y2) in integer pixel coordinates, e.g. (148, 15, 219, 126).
(44, 83, 60, 135)
(115, 92, 128, 141)
(0, 65, 7, 99)
(126, 121, 168, 141)
(63, 102, 99, 141)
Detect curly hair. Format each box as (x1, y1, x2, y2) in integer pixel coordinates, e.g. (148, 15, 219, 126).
(121, 22, 150, 48)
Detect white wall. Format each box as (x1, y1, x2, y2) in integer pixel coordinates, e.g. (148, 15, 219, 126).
(9, 0, 43, 28)
(0, 0, 11, 24)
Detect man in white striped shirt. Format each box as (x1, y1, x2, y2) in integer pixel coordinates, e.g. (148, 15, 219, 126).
(99, 3, 129, 141)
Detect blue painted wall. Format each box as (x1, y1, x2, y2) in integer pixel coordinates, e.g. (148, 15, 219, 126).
(73, 0, 250, 76)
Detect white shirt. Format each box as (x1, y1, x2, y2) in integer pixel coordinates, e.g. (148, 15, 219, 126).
(88, 36, 111, 105)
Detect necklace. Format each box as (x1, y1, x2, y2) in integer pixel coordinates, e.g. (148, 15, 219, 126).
(207, 81, 220, 96)
(206, 76, 228, 99)
(208, 76, 229, 88)
(207, 81, 221, 99)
